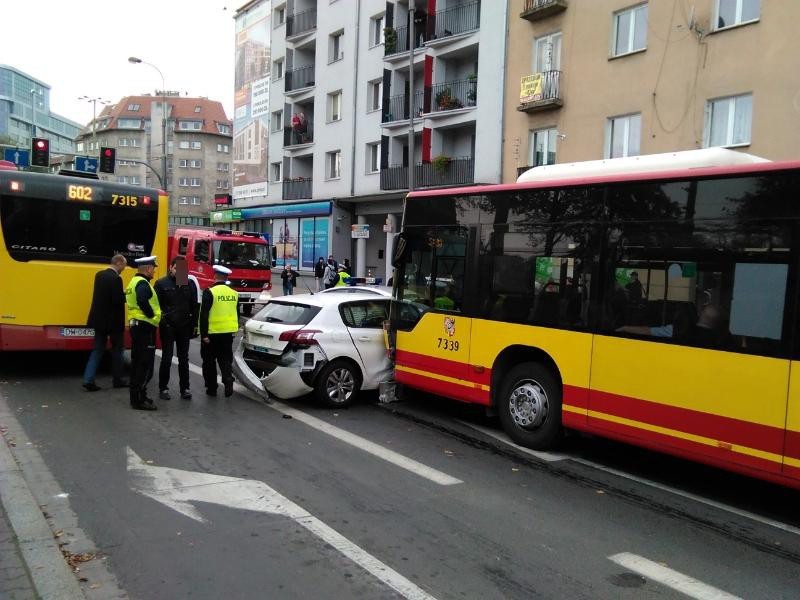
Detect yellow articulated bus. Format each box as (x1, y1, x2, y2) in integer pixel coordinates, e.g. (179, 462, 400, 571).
(389, 148, 800, 489)
(0, 167, 168, 351)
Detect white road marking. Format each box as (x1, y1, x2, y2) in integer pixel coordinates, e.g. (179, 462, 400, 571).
(127, 448, 438, 600)
(456, 420, 568, 462)
(609, 552, 742, 600)
(174, 354, 462, 486)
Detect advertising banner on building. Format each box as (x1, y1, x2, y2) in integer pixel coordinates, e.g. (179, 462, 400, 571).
(301, 217, 330, 269)
(520, 73, 543, 104)
(233, 1, 271, 201)
(273, 218, 299, 266)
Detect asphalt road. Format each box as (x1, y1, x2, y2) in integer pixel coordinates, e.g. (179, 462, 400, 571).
(1, 345, 800, 600)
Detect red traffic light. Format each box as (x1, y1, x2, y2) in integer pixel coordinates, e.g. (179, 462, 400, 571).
(31, 137, 50, 167)
(35, 139, 48, 150)
(103, 148, 113, 157)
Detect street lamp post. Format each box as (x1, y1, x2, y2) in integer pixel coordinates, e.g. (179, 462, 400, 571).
(78, 96, 110, 156)
(128, 57, 168, 192)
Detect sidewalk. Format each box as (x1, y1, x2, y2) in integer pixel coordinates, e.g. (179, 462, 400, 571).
(0, 500, 37, 600)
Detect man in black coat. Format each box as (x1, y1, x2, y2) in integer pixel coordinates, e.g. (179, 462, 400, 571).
(154, 256, 200, 400)
(82, 254, 128, 391)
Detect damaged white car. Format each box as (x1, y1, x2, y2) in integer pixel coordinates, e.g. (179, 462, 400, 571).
(233, 293, 404, 406)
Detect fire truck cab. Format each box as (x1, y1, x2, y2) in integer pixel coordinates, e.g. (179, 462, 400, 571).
(168, 227, 275, 316)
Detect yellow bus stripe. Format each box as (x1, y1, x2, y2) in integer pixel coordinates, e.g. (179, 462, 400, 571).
(395, 365, 491, 391)
(587, 409, 784, 465)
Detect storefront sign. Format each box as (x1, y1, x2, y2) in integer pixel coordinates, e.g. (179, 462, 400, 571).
(241, 201, 332, 220)
(210, 209, 242, 223)
(351, 224, 370, 239)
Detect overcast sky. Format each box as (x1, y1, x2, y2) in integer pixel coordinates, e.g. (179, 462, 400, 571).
(2, 0, 236, 126)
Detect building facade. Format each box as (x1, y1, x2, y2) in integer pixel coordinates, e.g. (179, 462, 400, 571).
(503, 0, 800, 182)
(75, 95, 233, 220)
(228, 0, 506, 279)
(0, 65, 81, 156)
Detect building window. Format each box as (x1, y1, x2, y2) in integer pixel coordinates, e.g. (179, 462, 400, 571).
(117, 138, 140, 148)
(272, 110, 283, 132)
(191, 141, 202, 150)
(271, 162, 282, 182)
(217, 162, 230, 172)
(127, 103, 140, 111)
(76, 142, 85, 152)
(179, 196, 189, 205)
(327, 150, 342, 179)
(328, 91, 342, 122)
(534, 32, 562, 73)
(716, 0, 760, 29)
(329, 31, 344, 63)
(118, 118, 141, 129)
(217, 143, 230, 153)
(130, 176, 140, 185)
(191, 159, 202, 168)
(370, 14, 384, 47)
(606, 113, 641, 158)
(179, 121, 202, 131)
(705, 94, 752, 147)
(179, 177, 202, 187)
(274, 5, 285, 25)
(179, 141, 189, 149)
(529, 128, 557, 166)
(612, 4, 648, 56)
(216, 180, 230, 189)
(217, 123, 230, 134)
(116, 176, 128, 184)
(366, 143, 380, 173)
(179, 159, 189, 168)
(194, 105, 202, 113)
(367, 80, 381, 112)
(273, 58, 284, 80)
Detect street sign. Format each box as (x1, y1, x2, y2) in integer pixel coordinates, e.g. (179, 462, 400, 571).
(3, 148, 30, 168)
(75, 156, 99, 173)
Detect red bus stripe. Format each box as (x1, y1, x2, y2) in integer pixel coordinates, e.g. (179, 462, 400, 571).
(784, 429, 800, 461)
(396, 349, 492, 386)
(563, 385, 589, 410)
(396, 370, 491, 405)
(590, 389, 786, 457)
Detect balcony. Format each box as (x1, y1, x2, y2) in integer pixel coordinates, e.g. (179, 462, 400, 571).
(384, 25, 423, 57)
(431, 1, 481, 41)
(431, 78, 477, 113)
(282, 177, 312, 200)
(286, 8, 317, 38)
(382, 91, 424, 123)
(517, 70, 563, 112)
(285, 65, 315, 93)
(380, 157, 475, 190)
(520, 0, 568, 21)
(284, 122, 313, 147)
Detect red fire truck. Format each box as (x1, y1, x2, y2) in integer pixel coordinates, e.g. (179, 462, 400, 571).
(168, 226, 275, 315)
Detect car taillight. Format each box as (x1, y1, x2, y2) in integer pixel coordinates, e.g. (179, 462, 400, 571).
(278, 329, 321, 345)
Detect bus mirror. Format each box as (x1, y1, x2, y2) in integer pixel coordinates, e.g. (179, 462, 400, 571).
(391, 233, 408, 268)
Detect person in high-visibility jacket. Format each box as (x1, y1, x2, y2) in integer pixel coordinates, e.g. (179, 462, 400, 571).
(335, 265, 351, 287)
(125, 256, 162, 411)
(199, 265, 239, 397)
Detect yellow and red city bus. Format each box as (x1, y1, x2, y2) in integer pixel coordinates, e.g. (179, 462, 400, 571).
(389, 149, 800, 489)
(0, 168, 168, 350)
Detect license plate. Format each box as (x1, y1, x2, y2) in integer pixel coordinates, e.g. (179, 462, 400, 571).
(61, 327, 95, 337)
(244, 342, 271, 353)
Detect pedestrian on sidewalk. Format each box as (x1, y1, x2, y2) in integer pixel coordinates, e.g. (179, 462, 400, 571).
(200, 265, 239, 397)
(125, 256, 161, 411)
(323, 257, 338, 289)
(280, 263, 297, 296)
(314, 256, 326, 292)
(83, 254, 129, 391)
(154, 256, 200, 401)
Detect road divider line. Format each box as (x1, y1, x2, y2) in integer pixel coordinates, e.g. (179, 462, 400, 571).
(174, 354, 463, 486)
(609, 552, 742, 600)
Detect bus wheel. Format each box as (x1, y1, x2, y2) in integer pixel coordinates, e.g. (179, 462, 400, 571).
(241, 303, 253, 317)
(497, 362, 562, 450)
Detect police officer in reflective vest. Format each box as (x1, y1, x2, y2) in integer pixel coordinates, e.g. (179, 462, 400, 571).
(200, 265, 239, 397)
(125, 256, 162, 410)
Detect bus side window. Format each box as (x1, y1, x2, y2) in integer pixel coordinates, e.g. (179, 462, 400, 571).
(178, 237, 189, 256)
(195, 240, 210, 263)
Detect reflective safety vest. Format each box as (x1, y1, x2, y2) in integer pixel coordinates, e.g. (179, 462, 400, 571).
(208, 284, 239, 334)
(126, 275, 162, 326)
(434, 295, 455, 310)
(336, 271, 350, 287)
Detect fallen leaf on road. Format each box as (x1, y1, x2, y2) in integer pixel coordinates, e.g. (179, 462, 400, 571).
(596, 490, 605, 494)
(511, 467, 519, 472)
(90, 584, 101, 589)
(54, 530, 64, 538)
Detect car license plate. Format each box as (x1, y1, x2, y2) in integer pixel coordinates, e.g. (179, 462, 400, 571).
(244, 342, 271, 353)
(61, 327, 95, 337)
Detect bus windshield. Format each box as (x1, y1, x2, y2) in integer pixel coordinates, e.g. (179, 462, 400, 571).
(212, 240, 269, 269)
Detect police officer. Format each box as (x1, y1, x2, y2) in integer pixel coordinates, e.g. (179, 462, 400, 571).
(154, 256, 200, 400)
(336, 264, 351, 287)
(125, 256, 162, 411)
(200, 265, 239, 397)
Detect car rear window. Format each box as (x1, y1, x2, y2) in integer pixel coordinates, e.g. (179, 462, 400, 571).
(252, 301, 320, 325)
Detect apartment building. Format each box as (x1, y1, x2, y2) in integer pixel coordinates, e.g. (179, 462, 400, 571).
(230, 0, 505, 280)
(75, 95, 233, 221)
(504, 0, 800, 182)
(0, 65, 81, 156)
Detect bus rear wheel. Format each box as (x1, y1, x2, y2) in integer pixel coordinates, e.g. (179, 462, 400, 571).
(497, 362, 562, 450)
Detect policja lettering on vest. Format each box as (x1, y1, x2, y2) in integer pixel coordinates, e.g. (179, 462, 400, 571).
(200, 265, 239, 397)
(126, 256, 162, 411)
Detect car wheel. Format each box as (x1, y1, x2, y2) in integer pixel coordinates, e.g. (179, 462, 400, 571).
(497, 362, 562, 450)
(315, 360, 361, 408)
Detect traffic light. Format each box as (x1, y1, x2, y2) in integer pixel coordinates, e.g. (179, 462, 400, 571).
(99, 147, 116, 174)
(31, 138, 49, 167)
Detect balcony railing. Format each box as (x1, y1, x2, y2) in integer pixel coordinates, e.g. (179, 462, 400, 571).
(517, 70, 563, 112)
(285, 65, 315, 92)
(286, 8, 317, 37)
(382, 91, 424, 123)
(380, 157, 475, 190)
(282, 177, 312, 200)
(432, 1, 481, 40)
(284, 122, 314, 147)
(431, 78, 477, 113)
(521, 0, 568, 21)
(384, 25, 423, 57)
